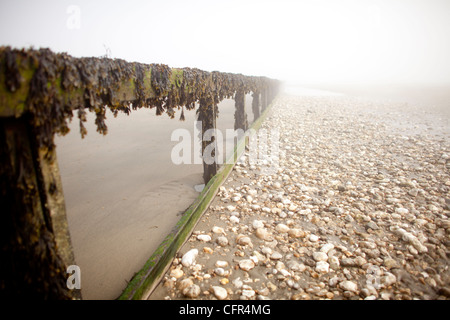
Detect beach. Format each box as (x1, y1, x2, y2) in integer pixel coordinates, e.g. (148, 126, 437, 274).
(56, 85, 450, 300)
(148, 89, 450, 300)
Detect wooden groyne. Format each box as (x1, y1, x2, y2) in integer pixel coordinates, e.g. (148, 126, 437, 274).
(0, 47, 280, 299)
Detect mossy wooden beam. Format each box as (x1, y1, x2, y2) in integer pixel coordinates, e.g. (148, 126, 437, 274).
(0, 47, 280, 153)
(0, 48, 160, 118)
(0, 47, 279, 119)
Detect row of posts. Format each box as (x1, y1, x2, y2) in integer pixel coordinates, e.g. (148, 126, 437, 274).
(0, 75, 276, 299)
(200, 86, 273, 184)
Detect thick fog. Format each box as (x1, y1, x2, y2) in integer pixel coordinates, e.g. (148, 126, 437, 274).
(1, 0, 450, 87)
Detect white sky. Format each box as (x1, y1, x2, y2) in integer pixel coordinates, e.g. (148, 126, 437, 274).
(0, 0, 449, 85)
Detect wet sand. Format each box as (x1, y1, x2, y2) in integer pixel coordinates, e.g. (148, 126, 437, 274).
(55, 95, 253, 300)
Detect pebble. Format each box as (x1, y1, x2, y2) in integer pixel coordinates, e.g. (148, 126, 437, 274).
(255, 228, 271, 240)
(203, 247, 213, 254)
(340, 281, 358, 293)
(236, 235, 252, 246)
(329, 256, 340, 269)
(215, 260, 229, 268)
(288, 228, 305, 238)
(181, 249, 198, 267)
(383, 258, 399, 270)
(354, 256, 367, 267)
(170, 268, 184, 279)
(216, 236, 229, 246)
(341, 258, 356, 267)
(211, 286, 228, 300)
(270, 252, 283, 260)
(178, 278, 194, 291)
(214, 268, 225, 276)
(275, 223, 290, 233)
(252, 220, 265, 229)
(197, 234, 211, 242)
(320, 243, 335, 254)
(266, 282, 277, 292)
(315, 261, 330, 273)
(183, 284, 201, 298)
(212, 226, 226, 234)
(230, 216, 240, 224)
(287, 261, 306, 272)
(239, 259, 255, 271)
(313, 252, 328, 262)
(233, 277, 243, 289)
(381, 273, 397, 287)
(329, 276, 340, 287)
(366, 221, 379, 230)
(395, 208, 409, 215)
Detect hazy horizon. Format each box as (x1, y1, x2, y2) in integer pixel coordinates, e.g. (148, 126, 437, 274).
(1, 0, 450, 87)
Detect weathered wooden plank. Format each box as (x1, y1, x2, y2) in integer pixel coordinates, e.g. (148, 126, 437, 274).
(252, 91, 260, 122)
(234, 89, 248, 131)
(0, 47, 279, 159)
(35, 143, 79, 291)
(199, 99, 218, 184)
(261, 87, 268, 111)
(0, 118, 76, 299)
(0, 48, 157, 117)
(0, 47, 278, 119)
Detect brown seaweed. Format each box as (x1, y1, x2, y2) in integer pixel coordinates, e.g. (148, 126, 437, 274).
(0, 45, 280, 161)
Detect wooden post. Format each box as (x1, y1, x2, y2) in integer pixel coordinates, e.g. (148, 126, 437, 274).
(36, 142, 78, 278)
(0, 118, 79, 299)
(198, 98, 218, 184)
(234, 89, 248, 131)
(268, 85, 274, 106)
(252, 91, 260, 122)
(261, 87, 268, 111)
